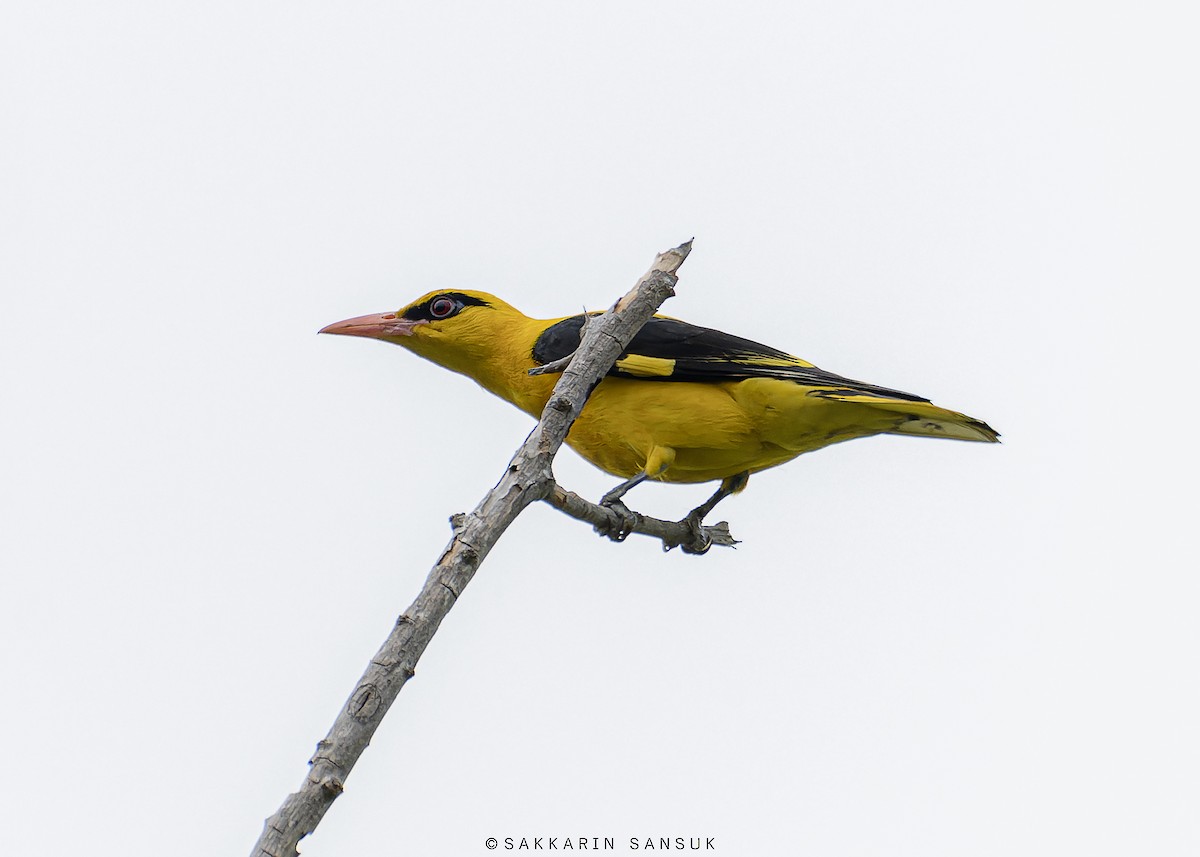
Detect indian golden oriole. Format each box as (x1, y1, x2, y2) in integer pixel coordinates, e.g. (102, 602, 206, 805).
(321, 290, 997, 531)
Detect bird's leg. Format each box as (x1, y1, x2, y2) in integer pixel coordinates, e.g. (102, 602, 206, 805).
(600, 472, 649, 507)
(595, 472, 649, 542)
(680, 471, 750, 553)
(687, 471, 749, 524)
(596, 451, 674, 543)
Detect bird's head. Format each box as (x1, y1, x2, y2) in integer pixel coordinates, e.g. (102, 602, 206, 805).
(320, 289, 536, 387)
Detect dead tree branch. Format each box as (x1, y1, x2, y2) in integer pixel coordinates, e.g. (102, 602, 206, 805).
(544, 484, 739, 553)
(252, 241, 692, 857)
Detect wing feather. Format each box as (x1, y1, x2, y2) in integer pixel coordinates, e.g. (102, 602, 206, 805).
(532, 315, 929, 403)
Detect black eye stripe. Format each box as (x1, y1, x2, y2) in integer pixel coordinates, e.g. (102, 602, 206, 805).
(401, 292, 492, 322)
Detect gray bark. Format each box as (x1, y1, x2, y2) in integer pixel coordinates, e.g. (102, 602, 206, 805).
(543, 484, 739, 553)
(251, 241, 701, 856)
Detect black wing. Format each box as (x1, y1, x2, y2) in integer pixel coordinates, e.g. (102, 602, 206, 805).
(532, 314, 928, 402)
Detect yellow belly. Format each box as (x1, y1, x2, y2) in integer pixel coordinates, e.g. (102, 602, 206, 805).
(562, 377, 889, 484)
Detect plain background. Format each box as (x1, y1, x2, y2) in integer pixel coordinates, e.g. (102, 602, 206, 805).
(2, 2, 1196, 855)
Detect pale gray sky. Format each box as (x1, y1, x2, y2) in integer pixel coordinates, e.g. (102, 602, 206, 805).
(2, 2, 1195, 855)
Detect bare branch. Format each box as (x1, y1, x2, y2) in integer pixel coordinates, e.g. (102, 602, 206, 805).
(545, 484, 739, 554)
(251, 241, 692, 857)
(527, 353, 576, 376)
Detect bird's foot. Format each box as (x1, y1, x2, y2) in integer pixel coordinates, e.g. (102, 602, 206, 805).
(596, 498, 639, 542)
(679, 510, 713, 555)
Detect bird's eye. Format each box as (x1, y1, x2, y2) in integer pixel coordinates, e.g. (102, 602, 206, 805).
(429, 296, 457, 319)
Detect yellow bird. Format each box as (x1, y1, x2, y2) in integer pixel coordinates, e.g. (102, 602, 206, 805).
(321, 290, 997, 533)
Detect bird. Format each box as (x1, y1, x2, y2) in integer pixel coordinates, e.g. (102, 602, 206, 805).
(320, 290, 998, 538)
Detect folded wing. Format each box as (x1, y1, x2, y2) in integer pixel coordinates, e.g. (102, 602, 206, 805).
(532, 314, 930, 403)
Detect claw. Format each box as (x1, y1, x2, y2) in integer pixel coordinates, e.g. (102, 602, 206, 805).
(679, 512, 712, 555)
(596, 498, 638, 542)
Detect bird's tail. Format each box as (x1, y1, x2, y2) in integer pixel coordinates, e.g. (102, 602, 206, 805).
(810, 391, 1000, 443)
